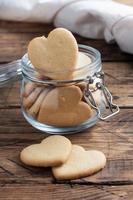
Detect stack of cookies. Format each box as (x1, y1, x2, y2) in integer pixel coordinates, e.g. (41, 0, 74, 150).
(22, 28, 94, 127)
(20, 135, 106, 180)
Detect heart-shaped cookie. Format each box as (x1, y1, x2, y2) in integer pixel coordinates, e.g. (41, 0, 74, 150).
(28, 28, 78, 80)
(23, 87, 42, 109)
(20, 135, 72, 167)
(22, 82, 36, 98)
(52, 145, 106, 180)
(28, 88, 50, 117)
(22, 74, 47, 98)
(38, 85, 92, 127)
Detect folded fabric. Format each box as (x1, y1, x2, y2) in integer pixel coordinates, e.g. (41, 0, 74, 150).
(0, 0, 133, 54)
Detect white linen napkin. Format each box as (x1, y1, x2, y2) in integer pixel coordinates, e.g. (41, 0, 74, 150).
(0, 0, 133, 54)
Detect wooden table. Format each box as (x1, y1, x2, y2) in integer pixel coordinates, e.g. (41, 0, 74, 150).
(0, 21, 133, 200)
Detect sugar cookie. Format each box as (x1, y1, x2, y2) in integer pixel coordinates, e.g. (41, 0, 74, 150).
(22, 73, 45, 97)
(20, 135, 72, 167)
(28, 28, 78, 80)
(22, 82, 36, 97)
(28, 88, 50, 117)
(52, 145, 106, 180)
(23, 87, 42, 109)
(38, 85, 92, 127)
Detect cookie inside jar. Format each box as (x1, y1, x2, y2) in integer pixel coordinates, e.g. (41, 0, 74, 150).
(21, 28, 104, 133)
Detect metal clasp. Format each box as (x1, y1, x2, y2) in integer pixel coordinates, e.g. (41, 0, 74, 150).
(84, 72, 120, 120)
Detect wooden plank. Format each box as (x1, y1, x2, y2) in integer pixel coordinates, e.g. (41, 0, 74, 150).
(0, 20, 132, 62)
(0, 21, 54, 33)
(0, 184, 133, 200)
(0, 108, 132, 184)
(0, 79, 21, 108)
(103, 62, 133, 84)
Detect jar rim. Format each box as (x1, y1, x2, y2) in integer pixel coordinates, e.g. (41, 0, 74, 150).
(21, 44, 101, 82)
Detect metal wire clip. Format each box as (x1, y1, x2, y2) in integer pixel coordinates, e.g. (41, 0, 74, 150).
(84, 73, 120, 120)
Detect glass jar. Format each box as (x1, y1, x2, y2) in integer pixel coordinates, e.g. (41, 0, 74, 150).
(20, 45, 119, 134)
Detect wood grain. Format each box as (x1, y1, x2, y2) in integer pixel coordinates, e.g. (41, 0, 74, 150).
(0, 184, 133, 200)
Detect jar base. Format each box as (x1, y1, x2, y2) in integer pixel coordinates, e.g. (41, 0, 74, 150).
(22, 109, 99, 135)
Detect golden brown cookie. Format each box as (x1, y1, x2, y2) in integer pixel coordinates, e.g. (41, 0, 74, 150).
(20, 135, 72, 167)
(28, 88, 50, 117)
(52, 145, 106, 180)
(76, 82, 87, 92)
(28, 28, 78, 80)
(22, 73, 47, 98)
(23, 87, 42, 109)
(38, 85, 92, 127)
(22, 82, 36, 98)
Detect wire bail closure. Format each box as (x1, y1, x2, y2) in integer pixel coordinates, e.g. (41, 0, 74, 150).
(84, 71, 120, 120)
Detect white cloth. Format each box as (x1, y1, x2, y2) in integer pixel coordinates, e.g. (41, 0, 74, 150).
(0, 0, 133, 54)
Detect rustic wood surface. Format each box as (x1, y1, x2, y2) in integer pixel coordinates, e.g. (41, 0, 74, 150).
(0, 20, 133, 200)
